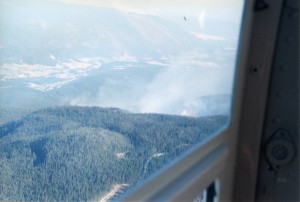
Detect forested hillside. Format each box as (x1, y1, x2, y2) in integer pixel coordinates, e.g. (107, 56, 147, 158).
(0, 108, 32, 125)
(0, 106, 228, 201)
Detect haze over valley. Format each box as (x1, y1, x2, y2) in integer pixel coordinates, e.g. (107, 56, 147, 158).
(0, 0, 242, 201)
(0, 0, 240, 116)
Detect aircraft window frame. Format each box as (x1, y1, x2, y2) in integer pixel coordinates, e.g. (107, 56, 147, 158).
(0, 0, 284, 200)
(121, 0, 285, 201)
(120, 0, 251, 199)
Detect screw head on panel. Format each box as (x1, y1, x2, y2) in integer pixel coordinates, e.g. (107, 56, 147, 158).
(249, 65, 259, 74)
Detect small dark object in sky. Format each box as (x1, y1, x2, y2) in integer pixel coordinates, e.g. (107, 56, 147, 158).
(184, 16, 187, 21)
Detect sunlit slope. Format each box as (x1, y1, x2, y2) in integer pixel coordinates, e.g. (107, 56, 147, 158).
(0, 106, 228, 201)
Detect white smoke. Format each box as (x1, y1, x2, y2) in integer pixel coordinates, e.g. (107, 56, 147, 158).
(70, 53, 234, 117)
(138, 53, 233, 116)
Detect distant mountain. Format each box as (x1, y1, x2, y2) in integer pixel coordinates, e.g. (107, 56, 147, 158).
(0, 1, 206, 65)
(0, 106, 229, 201)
